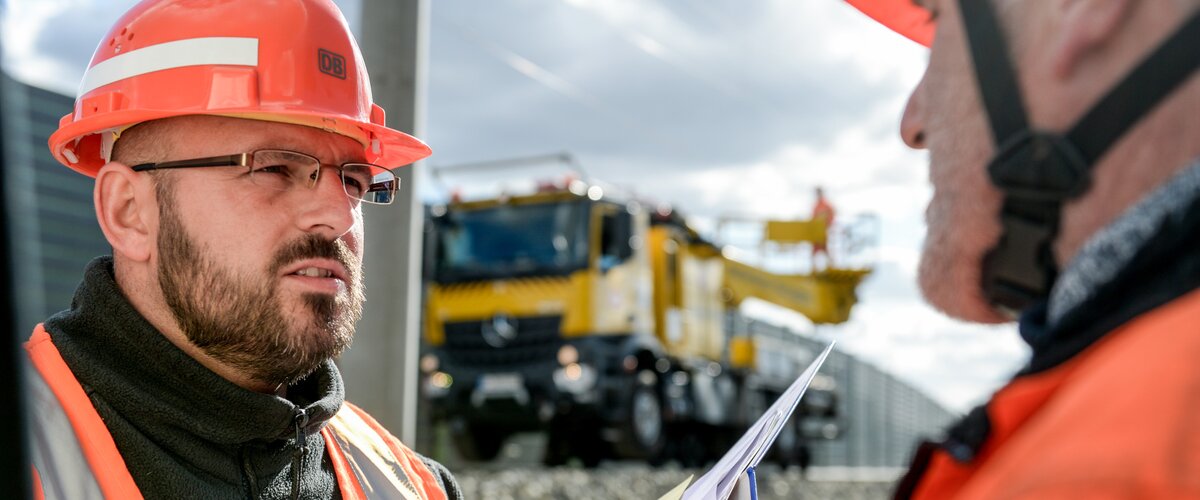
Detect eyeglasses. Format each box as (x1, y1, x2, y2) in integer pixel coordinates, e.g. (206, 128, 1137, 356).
(131, 149, 400, 205)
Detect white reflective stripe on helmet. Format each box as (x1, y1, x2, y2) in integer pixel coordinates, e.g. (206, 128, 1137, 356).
(78, 37, 259, 96)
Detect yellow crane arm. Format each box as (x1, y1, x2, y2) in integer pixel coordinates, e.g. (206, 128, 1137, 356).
(721, 257, 870, 325)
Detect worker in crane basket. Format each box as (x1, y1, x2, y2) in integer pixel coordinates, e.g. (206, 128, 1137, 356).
(24, 1, 461, 498)
(811, 186, 837, 267)
(843, 0, 1199, 497)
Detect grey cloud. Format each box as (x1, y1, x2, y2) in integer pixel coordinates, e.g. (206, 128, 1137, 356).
(17, 0, 907, 205)
(29, 2, 127, 81)
(424, 0, 901, 183)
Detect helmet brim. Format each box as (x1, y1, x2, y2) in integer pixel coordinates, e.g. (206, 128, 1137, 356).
(845, 0, 935, 47)
(49, 109, 431, 177)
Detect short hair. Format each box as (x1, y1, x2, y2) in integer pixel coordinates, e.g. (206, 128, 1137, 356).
(110, 120, 173, 167)
(110, 119, 180, 205)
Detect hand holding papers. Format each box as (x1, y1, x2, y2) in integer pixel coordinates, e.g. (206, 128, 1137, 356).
(659, 342, 836, 500)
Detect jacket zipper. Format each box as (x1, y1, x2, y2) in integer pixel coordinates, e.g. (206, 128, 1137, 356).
(292, 408, 309, 500)
(241, 446, 260, 500)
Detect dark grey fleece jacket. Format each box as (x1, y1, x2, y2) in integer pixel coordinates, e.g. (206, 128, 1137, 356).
(43, 257, 462, 499)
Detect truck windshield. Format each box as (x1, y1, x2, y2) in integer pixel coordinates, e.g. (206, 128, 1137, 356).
(433, 201, 590, 283)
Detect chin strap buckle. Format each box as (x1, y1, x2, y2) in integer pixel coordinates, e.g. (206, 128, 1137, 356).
(983, 211, 1057, 316)
(981, 131, 1090, 315)
(988, 131, 1090, 202)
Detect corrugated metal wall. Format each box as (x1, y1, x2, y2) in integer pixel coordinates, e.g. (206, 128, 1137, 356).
(750, 321, 957, 468)
(812, 340, 956, 467)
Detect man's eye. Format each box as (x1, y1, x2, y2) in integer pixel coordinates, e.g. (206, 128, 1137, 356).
(343, 176, 366, 194)
(255, 164, 289, 175)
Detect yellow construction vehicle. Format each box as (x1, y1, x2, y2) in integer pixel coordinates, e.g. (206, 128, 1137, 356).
(420, 179, 870, 466)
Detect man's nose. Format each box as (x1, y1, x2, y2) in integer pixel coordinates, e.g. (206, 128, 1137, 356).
(295, 166, 356, 238)
(900, 77, 928, 150)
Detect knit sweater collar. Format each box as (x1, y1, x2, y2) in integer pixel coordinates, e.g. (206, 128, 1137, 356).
(1048, 159, 1200, 325)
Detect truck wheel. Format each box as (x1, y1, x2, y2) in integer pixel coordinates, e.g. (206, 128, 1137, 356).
(678, 432, 708, 468)
(577, 434, 605, 469)
(614, 370, 666, 460)
(773, 417, 809, 469)
(798, 442, 812, 474)
(543, 424, 570, 467)
(772, 416, 798, 466)
(450, 418, 507, 461)
(545, 418, 608, 467)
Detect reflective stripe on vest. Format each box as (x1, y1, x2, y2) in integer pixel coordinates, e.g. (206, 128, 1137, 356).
(26, 326, 140, 500)
(323, 403, 449, 500)
(26, 324, 448, 499)
(26, 361, 105, 500)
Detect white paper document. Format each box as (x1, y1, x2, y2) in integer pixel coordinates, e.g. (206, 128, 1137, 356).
(659, 342, 835, 500)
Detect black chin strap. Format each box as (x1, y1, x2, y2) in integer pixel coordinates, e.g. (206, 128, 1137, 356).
(957, 0, 1200, 316)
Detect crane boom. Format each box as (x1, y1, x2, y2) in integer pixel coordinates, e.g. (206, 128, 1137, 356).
(721, 257, 870, 324)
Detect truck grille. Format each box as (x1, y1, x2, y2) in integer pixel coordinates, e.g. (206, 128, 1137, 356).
(441, 315, 563, 368)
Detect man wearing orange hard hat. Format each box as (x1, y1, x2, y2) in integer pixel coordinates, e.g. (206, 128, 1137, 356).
(25, 1, 460, 498)
(844, 0, 1198, 497)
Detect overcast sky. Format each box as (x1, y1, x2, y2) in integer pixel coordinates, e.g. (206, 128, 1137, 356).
(1, 0, 1030, 412)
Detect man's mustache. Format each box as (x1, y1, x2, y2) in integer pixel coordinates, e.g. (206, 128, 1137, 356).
(270, 235, 358, 281)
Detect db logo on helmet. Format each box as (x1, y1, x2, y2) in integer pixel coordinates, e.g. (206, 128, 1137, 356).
(318, 49, 347, 80)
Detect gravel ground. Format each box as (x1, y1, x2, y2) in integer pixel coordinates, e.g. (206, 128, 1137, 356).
(428, 430, 900, 499)
(452, 464, 897, 499)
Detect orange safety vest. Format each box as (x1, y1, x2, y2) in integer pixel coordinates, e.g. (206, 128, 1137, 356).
(25, 325, 448, 500)
(909, 288, 1200, 499)
(811, 198, 835, 227)
(811, 198, 835, 255)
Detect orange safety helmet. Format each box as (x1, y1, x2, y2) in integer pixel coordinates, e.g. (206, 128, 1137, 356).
(49, 0, 431, 177)
(844, 0, 934, 47)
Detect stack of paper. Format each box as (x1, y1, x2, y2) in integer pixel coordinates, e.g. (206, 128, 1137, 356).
(659, 342, 836, 500)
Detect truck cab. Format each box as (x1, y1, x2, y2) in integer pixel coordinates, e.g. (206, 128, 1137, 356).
(422, 187, 663, 463)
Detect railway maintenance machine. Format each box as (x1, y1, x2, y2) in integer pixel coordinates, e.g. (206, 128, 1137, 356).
(420, 181, 871, 467)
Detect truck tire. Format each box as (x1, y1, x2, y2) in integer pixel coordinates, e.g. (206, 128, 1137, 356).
(614, 370, 666, 460)
(543, 423, 570, 467)
(772, 417, 808, 469)
(545, 417, 608, 468)
(449, 418, 507, 461)
(772, 415, 797, 465)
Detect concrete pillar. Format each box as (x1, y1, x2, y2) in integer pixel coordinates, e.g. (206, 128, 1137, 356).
(340, 0, 430, 446)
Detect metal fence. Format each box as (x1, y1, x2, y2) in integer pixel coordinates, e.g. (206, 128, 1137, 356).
(800, 333, 953, 467)
(738, 318, 955, 468)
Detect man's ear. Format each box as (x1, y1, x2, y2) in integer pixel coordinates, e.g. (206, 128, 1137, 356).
(1052, 0, 1134, 79)
(94, 162, 155, 262)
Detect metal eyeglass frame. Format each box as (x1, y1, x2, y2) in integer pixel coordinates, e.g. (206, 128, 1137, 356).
(130, 149, 400, 205)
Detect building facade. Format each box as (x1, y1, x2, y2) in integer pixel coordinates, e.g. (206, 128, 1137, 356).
(2, 76, 108, 332)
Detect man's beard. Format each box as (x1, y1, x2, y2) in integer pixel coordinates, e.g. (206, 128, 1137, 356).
(156, 194, 364, 387)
